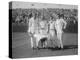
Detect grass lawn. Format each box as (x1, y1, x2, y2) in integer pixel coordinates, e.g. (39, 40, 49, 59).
(12, 32, 78, 58)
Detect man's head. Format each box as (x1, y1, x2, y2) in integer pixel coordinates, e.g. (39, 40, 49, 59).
(59, 14, 64, 19)
(29, 13, 33, 19)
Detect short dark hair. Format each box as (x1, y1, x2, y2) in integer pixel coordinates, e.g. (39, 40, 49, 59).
(29, 13, 33, 18)
(59, 14, 64, 19)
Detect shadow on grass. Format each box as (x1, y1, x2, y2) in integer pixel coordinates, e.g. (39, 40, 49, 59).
(36, 45, 78, 51)
(50, 45, 78, 51)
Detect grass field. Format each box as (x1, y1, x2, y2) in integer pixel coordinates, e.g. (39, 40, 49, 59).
(12, 32, 78, 58)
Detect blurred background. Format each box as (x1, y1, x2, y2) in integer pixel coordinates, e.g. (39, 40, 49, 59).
(10, 8, 78, 33)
